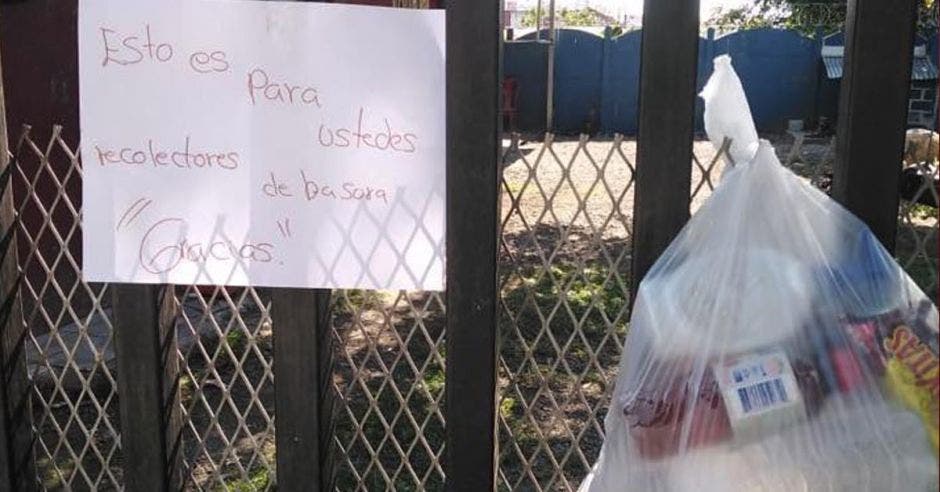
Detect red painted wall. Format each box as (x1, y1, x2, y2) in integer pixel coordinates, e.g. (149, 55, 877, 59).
(1, 0, 84, 315)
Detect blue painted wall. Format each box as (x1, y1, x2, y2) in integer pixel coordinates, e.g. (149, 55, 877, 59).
(710, 29, 819, 131)
(504, 27, 846, 134)
(552, 29, 605, 133)
(504, 41, 549, 132)
(600, 30, 642, 134)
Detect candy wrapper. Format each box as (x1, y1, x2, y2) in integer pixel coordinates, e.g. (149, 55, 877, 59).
(580, 55, 938, 491)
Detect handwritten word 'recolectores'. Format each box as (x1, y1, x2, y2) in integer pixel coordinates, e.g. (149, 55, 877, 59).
(94, 137, 240, 170)
(318, 107, 417, 154)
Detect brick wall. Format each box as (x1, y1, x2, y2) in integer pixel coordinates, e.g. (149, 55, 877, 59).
(909, 80, 938, 129)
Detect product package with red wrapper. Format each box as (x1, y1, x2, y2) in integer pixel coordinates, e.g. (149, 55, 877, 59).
(580, 56, 938, 492)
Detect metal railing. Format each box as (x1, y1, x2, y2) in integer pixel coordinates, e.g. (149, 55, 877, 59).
(7, 127, 448, 491)
(0, 0, 930, 488)
(494, 131, 937, 492)
(4, 126, 934, 491)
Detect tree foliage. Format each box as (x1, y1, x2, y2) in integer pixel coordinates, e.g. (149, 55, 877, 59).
(707, 0, 937, 35)
(520, 7, 603, 28)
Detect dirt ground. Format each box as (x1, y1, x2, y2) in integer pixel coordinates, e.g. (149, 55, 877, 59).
(500, 136, 728, 242)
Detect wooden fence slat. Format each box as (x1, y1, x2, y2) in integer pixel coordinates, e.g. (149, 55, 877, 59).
(631, 0, 700, 298)
(270, 0, 337, 486)
(832, 0, 918, 251)
(272, 288, 334, 491)
(444, 0, 502, 489)
(112, 284, 179, 492)
(161, 288, 183, 491)
(0, 40, 36, 492)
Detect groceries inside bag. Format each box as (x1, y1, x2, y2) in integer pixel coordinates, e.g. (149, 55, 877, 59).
(580, 55, 939, 492)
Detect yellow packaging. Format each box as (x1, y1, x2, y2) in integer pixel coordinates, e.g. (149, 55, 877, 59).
(883, 325, 939, 452)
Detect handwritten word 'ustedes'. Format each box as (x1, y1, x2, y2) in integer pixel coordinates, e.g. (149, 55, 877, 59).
(138, 217, 274, 274)
(100, 24, 230, 74)
(318, 107, 417, 154)
(248, 68, 322, 107)
(94, 137, 240, 170)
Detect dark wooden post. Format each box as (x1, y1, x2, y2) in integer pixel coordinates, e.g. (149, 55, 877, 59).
(112, 285, 180, 492)
(0, 41, 36, 492)
(444, 0, 502, 489)
(832, 0, 917, 251)
(267, 3, 336, 489)
(631, 0, 700, 298)
(272, 288, 334, 491)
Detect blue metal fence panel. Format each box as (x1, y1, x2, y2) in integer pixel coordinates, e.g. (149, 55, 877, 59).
(504, 41, 550, 133)
(551, 29, 605, 133)
(599, 30, 642, 134)
(710, 28, 819, 132)
(502, 27, 908, 135)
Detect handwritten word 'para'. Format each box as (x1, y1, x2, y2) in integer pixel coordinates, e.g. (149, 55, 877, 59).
(138, 217, 274, 274)
(318, 107, 417, 154)
(248, 68, 322, 107)
(94, 136, 240, 171)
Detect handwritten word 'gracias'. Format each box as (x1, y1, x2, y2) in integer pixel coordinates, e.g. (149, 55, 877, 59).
(138, 217, 274, 275)
(318, 108, 417, 154)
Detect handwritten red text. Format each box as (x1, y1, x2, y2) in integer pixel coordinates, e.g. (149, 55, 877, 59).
(94, 136, 240, 171)
(100, 24, 173, 66)
(138, 217, 274, 274)
(317, 107, 417, 154)
(247, 68, 322, 107)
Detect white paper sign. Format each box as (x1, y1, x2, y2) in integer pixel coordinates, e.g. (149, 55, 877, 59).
(79, 0, 445, 290)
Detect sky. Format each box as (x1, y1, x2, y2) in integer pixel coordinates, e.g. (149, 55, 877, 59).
(509, 0, 751, 21)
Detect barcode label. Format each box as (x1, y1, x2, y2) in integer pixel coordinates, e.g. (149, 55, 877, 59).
(737, 378, 788, 414)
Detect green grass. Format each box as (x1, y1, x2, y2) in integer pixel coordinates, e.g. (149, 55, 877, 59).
(332, 302, 447, 492)
(38, 455, 77, 490)
(908, 203, 937, 221)
(223, 466, 272, 491)
(225, 328, 248, 357)
(501, 261, 629, 365)
(497, 259, 628, 490)
(332, 290, 384, 317)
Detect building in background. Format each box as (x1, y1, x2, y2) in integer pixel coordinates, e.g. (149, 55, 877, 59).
(821, 36, 938, 129)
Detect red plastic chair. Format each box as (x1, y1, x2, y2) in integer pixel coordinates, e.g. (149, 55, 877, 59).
(502, 77, 519, 131)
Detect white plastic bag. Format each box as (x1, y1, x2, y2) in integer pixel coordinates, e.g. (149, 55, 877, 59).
(581, 56, 938, 492)
(701, 55, 759, 166)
